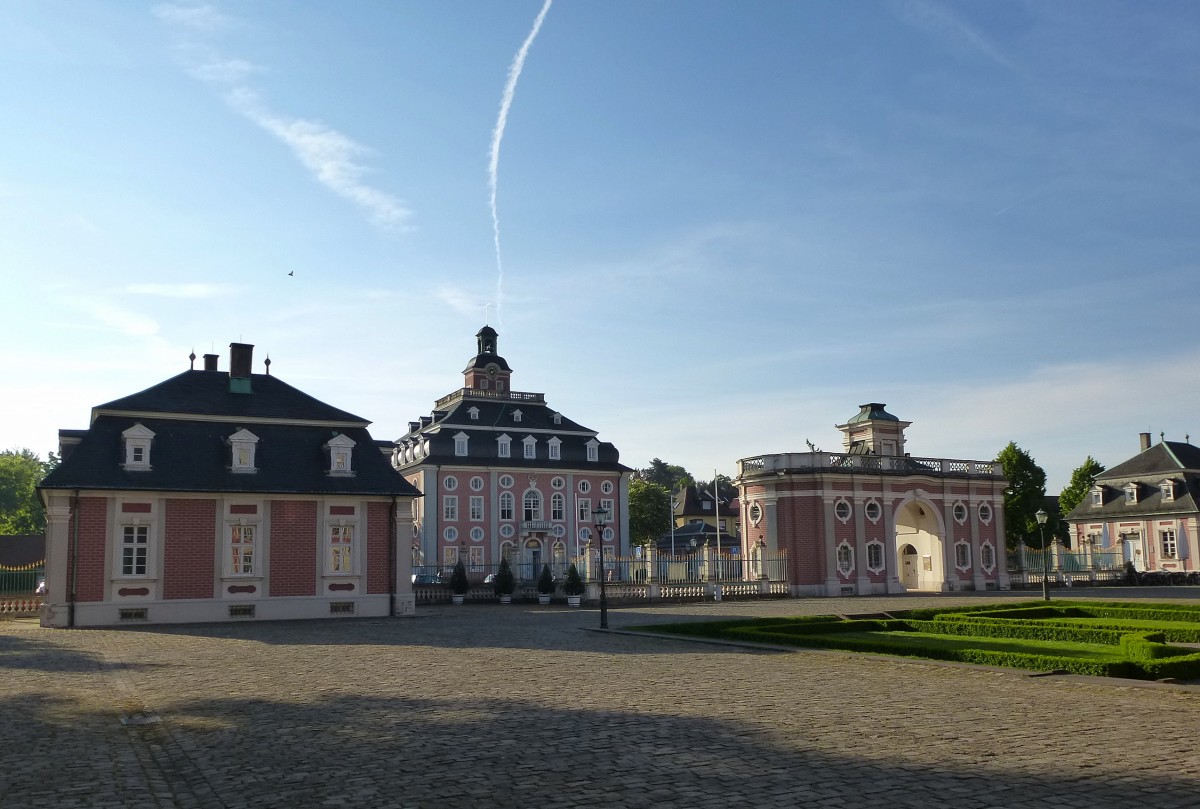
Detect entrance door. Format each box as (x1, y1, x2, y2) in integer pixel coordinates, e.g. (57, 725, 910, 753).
(900, 544, 919, 589)
(1123, 537, 1145, 572)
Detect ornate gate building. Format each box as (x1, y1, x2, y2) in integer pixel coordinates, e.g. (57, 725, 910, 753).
(735, 404, 1009, 596)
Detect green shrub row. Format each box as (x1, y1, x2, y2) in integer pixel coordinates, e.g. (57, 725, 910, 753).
(908, 617, 1127, 646)
(720, 626, 1141, 678)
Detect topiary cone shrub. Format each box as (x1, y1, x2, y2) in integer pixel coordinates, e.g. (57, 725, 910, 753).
(494, 557, 516, 596)
(564, 564, 585, 597)
(537, 564, 555, 595)
(449, 558, 469, 595)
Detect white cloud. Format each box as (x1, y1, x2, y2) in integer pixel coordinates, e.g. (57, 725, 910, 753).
(436, 285, 487, 316)
(153, 5, 409, 231)
(226, 88, 411, 230)
(151, 3, 231, 33)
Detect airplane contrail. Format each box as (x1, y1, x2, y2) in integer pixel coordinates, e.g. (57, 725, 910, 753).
(489, 0, 552, 325)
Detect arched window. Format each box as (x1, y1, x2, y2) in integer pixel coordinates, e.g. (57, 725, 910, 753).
(523, 489, 542, 521)
(551, 492, 565, 521)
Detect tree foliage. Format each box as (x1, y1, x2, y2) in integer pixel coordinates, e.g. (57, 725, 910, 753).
(996, 442, 1047, 550)
(628, 478, 671, 547)
(1059, 455, 1106, 517)
(0, 448, 52, 534)
(636, 458, 692, 492)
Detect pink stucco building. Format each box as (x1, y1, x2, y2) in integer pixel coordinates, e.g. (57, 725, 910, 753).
(735, 404, 1010, 596)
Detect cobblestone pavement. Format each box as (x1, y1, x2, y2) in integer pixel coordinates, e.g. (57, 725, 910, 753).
(4, 589, 1200, 809)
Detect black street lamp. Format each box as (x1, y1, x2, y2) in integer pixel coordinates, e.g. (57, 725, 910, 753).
(593, 505, 610, 629)
(1036, 508, 1050, 601)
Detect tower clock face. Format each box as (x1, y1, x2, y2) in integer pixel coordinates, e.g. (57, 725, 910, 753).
(487, 366, 497, 379)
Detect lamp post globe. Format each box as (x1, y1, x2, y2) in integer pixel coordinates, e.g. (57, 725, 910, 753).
(1036, 508, 1050, 602)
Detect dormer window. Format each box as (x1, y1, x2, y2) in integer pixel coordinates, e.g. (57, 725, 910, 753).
(586, 439, 599, 463)
(512, 409, 523, 423)
(122, 423, 155, 471)
(454, 432, 469, 457)
(497, 434, 511, 458)
(548, 437, 562, 460)
(1090, 487, 1103, 507)
(324, 434, 356, 476)
(1124, 483, 1138, 504)
(552, 412, 562, 425)
(523, 435, 537, 459)
(468, 407, 480, 420)
(1161, 480, 1175, 501)
(228, 428, 259, 473)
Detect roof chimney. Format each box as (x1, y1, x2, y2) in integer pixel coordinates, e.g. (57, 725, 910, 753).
(229, 343, 254, 394)
(203, 353, 219, 371)
(1139, 432, 1152, 452)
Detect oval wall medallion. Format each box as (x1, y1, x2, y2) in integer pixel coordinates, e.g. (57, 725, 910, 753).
(117, 587, 150, 597)
(227, 584, 257, 594)
(328, 582, 355, 592)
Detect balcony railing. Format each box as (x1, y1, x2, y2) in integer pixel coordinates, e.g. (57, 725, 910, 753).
(521, 520, 553, 532)
(435, 388, 547, 409)
(737, 453, 1001, 478)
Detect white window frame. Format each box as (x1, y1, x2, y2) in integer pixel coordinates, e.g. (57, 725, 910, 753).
(978, 503, 993, 524)
(980, 542, 996, 574)
(499, 474, 514, 489)
(469, 496, 484, 522)
(836, 542, 853, 576)
(224, 501, 262, 578)
(470, 476, 485, 492)
(121, 423, 155, 471)
(325, 434, 356, 476)
(586, 440, 599, 462)
(601, 498, 614, 517)
(523, 489, 543, 522)
(497, 434, 512, 458)
(228, 523, 256, 576)
(551, 492, 565, 521)
(864, 500, 881, 523)
(470, 526, 484, 542)
(834, 499, 851, 523)
(499, 492, 515, 521)
(601, 480, 613, 495)
(548, 437, 561, 460)
(952, 502, 968, 524)
(512, 409, 523, 423)
(1091, 487, 1103, 507)
(468, 407, 480, 420)
(1161, 481, 1175, 501)
(866, 540, 885, 573)
(954, 541, 971, 571)
(443, 496, 459, 522)
(1161, 529, 1178, 559)
(578, 498, 591, 522)
(454, 432, 469, 457)
(1125, 484, 1138, 504)
(328, 524, 355, 575)
(228, 428, 259, 474)
(523, 436, 537, 459)
(119, 523, 151, 577)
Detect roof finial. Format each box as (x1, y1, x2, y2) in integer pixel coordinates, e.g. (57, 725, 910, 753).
(1160, 431, 1165, 443)
(189, 349, 196, 370)
(264, 355, 272, 376)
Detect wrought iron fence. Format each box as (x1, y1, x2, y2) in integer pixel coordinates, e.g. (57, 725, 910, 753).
(0, 565, 43, 595)
(412, 552, 788, 587)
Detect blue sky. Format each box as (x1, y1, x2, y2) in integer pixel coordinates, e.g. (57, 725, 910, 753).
(3, 1, 1199, 491)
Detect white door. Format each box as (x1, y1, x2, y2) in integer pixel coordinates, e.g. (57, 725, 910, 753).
(1123, 539, 1145, 572)
(900, 545, 919, 589)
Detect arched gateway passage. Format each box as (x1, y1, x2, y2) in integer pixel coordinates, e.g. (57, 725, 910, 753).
(893, 499, 945, 592)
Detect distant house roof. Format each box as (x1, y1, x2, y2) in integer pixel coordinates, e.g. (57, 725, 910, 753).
(1066, 440, 1200, 521)
(844, 403, 900, 424)
(94, 369, 368, 424)
(0, 535, 45, 568)
(40, 363, 417, 499)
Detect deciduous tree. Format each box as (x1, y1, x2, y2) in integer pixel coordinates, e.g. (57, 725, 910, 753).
(628, 478, 671, 547)
(996, 442, 1047, 550)
(0, 448, 49, 534)
(1059, 455, 1106, 517)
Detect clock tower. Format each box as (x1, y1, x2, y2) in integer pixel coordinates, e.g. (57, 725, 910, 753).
(462, 325, 513, 392)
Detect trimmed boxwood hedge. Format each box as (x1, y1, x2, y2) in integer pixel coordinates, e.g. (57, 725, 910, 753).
(637, 602, 1200, 681)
